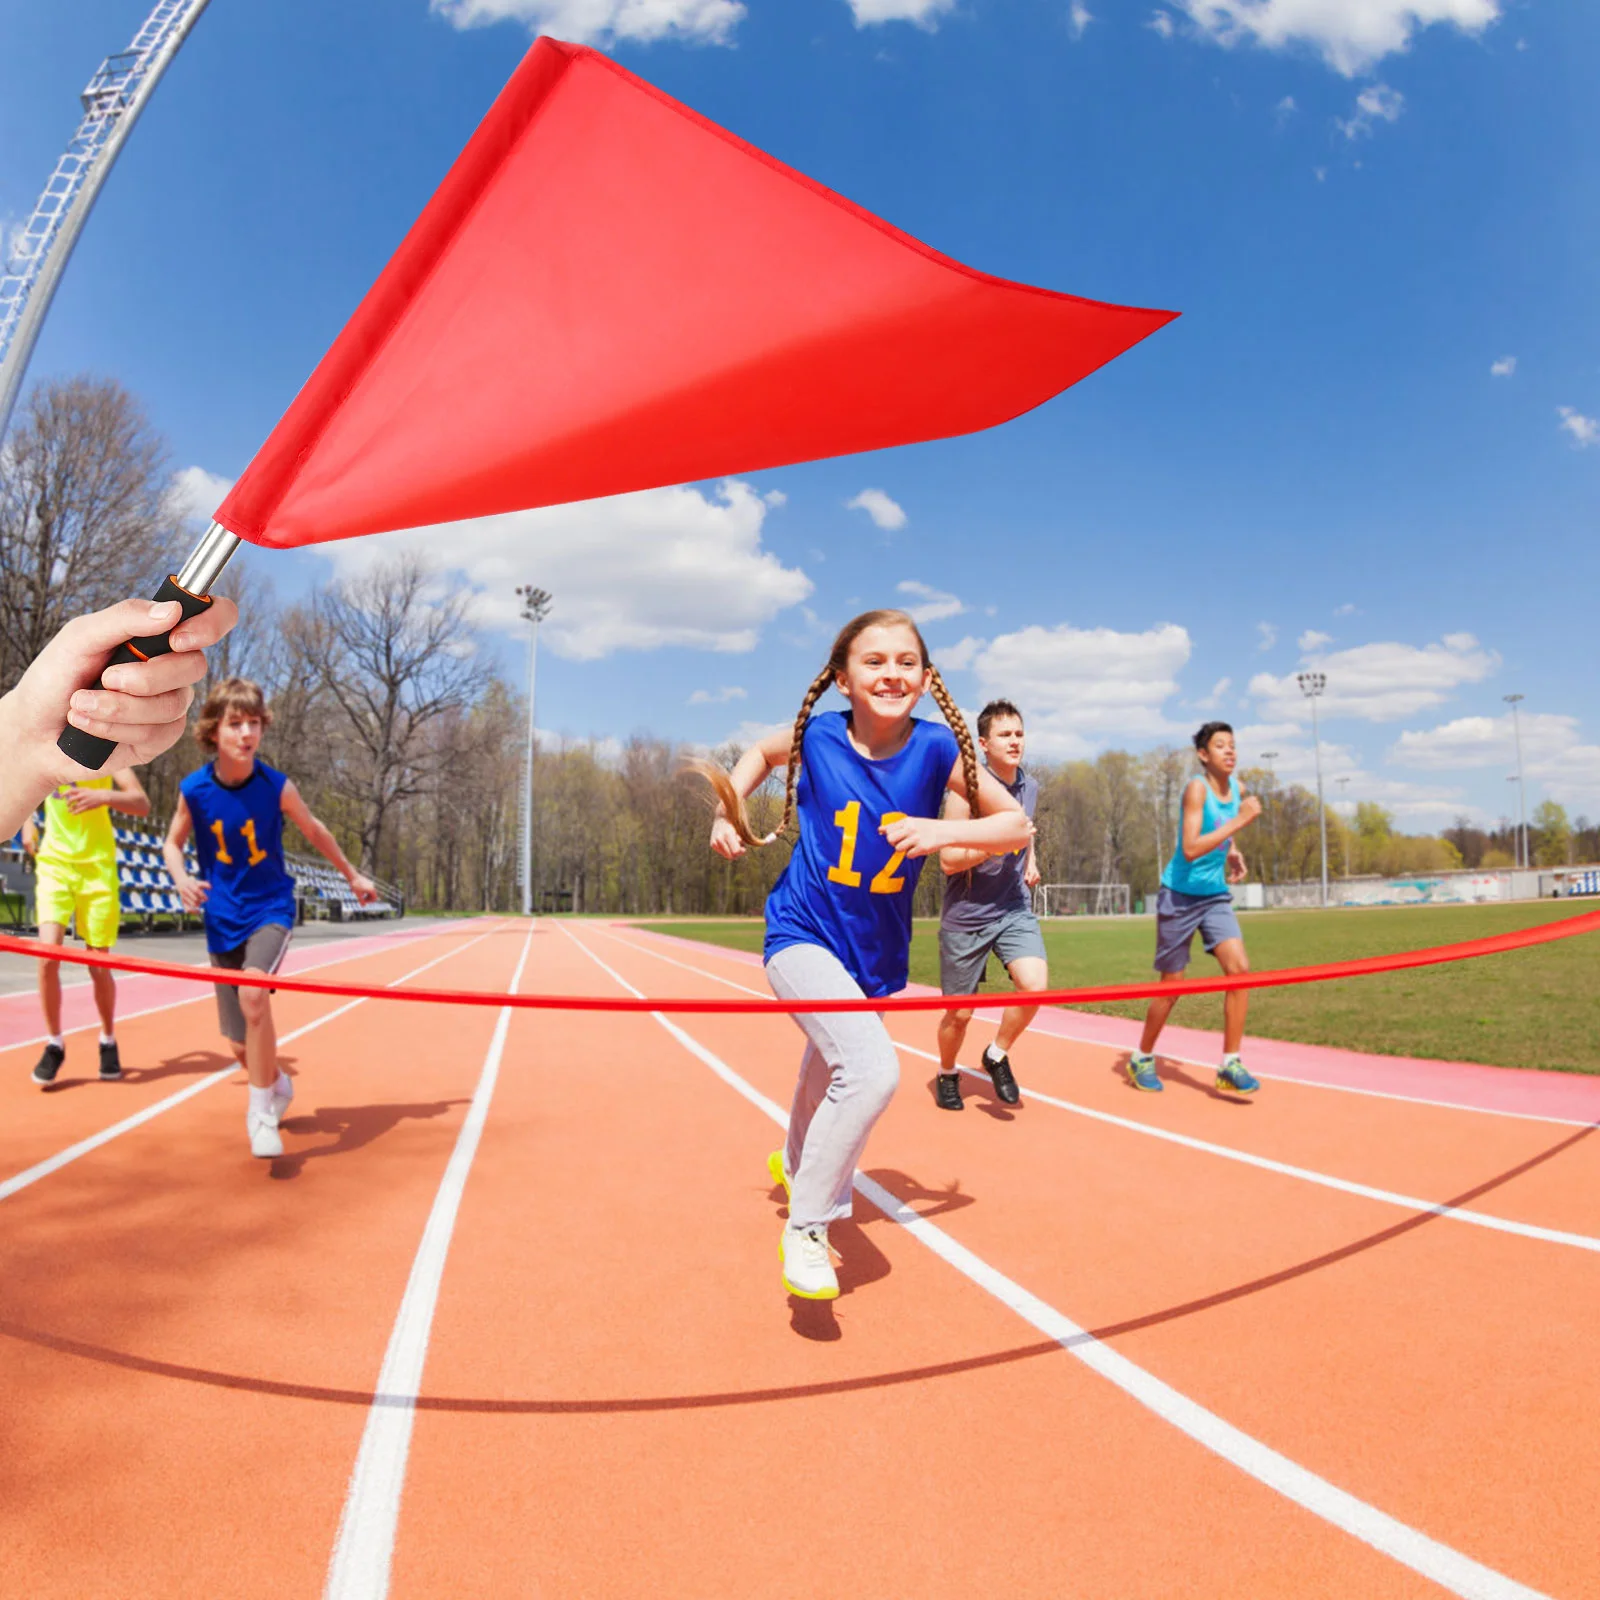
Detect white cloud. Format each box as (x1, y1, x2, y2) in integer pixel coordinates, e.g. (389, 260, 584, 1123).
(762, 489, 787, 507)
(1147, 9, 1177, 37)
(428, 0, 744, 46)
(1275, 94, 1298, 116)
(1490, 355, 1516, 377)
(1298, 628, 1334, 652)
(896, 580, 965, 625)
(967, 622, 1191, 759)
(1177, 0, 1498, 76)
(689, 685, 747, 705)
(1194, 676, 1232, 711)
(1337, 82, 1404, 138)
(935, 635, 984, 672)
(324, 479, 811, 662)
(1248, 633, 1498, 723)
(1069, 0, 1094, 37)
(165, 465, 236, 531)
(1390, 712, 1600, 812)
(846, 488, 907, 531)
(1557, 406, 1599, 448)
(1235, 726, 1473, 822)
(1256, 621, 1278, 652)
(845, 0, 957, 26)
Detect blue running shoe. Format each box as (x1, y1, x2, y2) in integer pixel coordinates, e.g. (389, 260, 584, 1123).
(1125, 1053, 1163, 1092)
(1215, 1058, 1260, 1094)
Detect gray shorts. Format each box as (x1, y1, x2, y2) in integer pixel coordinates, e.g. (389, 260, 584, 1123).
(939, 908, 1048, 996)
(212, 923, 293, 1044)
(1153, 887, 1241, 973)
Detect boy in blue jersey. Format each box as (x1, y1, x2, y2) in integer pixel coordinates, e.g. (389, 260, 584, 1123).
(934, 699, 1047, 1111)
(1127, 721, 1262, 1096)
(163, 678, 376, 1159)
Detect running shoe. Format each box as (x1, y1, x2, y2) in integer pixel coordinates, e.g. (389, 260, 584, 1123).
(269, 1071, 294, 1122)
(98, 1040, 122, 1080)
(32, 1043, 66, 1087)
(766, 1148, 792, 1201)
(1125, 1053, 1163, 1093)
(247, 1108, 284, 1160)
(934, 1072, 964, 1111)
(780, 1224, 838, 1300)
(981, 1045, 1021, 1106)
(1215, 1059, 1260, 1095)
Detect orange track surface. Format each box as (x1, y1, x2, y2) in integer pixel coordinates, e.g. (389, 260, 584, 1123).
(0, 918, 1594, 1599)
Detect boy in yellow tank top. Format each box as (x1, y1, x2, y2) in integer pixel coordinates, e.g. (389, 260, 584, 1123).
(22, 769, 150, 1086)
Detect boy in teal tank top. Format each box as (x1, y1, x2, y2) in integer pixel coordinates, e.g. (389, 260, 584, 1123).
(1127, 722, 1262, 1096)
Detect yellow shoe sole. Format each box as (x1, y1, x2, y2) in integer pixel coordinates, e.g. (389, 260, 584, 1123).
(767, 1149, 791, 1200)
(778, 1236, 840, 1300)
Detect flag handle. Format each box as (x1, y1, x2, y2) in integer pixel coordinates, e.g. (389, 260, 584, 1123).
(56, 521, 242, 770)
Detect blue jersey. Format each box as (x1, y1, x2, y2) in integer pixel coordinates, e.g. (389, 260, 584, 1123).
(180, 760, 298, 953)
(764, 711, 959, 998)
(1161, 775, 1239, 899)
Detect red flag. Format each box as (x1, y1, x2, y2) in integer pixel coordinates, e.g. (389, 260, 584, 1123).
(217, 39, 1175, 550)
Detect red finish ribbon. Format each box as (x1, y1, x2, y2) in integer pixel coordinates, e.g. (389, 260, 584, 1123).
(1, 909, 1595, 1015)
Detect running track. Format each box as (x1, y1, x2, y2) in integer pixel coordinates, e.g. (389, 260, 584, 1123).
(0, 918, 1594, 1599)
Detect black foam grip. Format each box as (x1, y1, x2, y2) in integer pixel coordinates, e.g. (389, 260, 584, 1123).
(56, 577, 217, 770)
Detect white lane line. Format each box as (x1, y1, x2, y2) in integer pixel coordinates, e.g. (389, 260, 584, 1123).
(623, 926, 1600, 1129)
(0, 925, 505, 1206)
(0, 918, 480, 1056)
(604, 928, 1600, 1256)
(323, 924, 536, 1600)
(567, 925, 1549, 1600)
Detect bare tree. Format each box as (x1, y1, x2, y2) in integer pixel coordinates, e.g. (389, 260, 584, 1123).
(298, 554, 488, 871)
(0, 376, 175, 692)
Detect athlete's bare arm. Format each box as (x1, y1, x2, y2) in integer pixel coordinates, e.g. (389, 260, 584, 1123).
(281, 781, 377, 904)
(162, 794, 209, 911)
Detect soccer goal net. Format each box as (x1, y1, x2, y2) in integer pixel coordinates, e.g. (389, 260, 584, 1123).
(1034, 883, 1132, 918)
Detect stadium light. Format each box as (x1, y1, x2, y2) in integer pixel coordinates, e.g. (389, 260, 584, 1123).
(517, 585, 553, 918)
(1503, 693, 1527, 870)
(1296, 671, 1329, 907)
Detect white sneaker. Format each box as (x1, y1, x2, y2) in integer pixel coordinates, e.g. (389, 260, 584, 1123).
(247, 1108, 283, 1159)
(269, 1073, 294, 1122)
(780, 1224, 838, 1300)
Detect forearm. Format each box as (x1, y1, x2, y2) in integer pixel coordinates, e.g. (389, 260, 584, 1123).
(1185, 818, 1244, 859)
(162, 844, 190, 884)
(940, 845, 990, 874)
(109, 794, 150, 818)
(722, 746, 778, 808)
(941, 811, 1033, 855)
(305, 819, 360, 881)
(0, 696, 59, 841)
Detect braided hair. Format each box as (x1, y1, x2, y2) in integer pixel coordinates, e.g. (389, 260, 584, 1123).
(686, 609, 983, 848)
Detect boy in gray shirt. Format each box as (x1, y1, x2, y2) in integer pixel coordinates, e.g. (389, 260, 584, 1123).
(935, 699, 1048, 1110)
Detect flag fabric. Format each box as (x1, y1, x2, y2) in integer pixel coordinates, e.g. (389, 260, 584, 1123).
(217, 38, 1176, 550)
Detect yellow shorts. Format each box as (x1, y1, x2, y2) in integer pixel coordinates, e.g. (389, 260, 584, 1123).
(34, 859, 121, 949)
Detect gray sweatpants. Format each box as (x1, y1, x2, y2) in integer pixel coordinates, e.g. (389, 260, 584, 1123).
(765, 943, 901, 1231)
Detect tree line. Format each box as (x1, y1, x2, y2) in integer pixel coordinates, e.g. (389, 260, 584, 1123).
(4, 376, 1594, 918)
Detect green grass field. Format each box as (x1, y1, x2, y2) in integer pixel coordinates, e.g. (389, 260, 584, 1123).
(632, 901, 1600, 1074)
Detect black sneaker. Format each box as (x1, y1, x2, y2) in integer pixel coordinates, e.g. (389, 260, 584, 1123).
(32, 1043, 66, 1086)
(99, 1040, 122, 1080)
(982, 1046, 1021, 1106)
(934, 1072, 965, 1111)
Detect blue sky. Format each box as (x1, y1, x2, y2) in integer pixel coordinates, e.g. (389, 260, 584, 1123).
(3, 0, 1596, 829)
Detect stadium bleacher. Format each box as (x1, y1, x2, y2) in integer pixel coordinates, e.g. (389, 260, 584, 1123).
(106, 823, 402, 931)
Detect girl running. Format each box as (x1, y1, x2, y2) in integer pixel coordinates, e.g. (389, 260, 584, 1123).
(693, 610, 1033, 1301)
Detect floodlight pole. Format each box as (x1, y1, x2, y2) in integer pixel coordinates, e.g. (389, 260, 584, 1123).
(517, 585, 552, 918)
(1504, 693, 1527, 869)
(1297, 671, 1329, 907)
